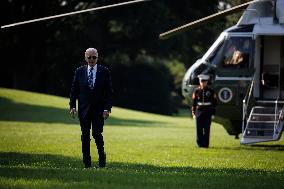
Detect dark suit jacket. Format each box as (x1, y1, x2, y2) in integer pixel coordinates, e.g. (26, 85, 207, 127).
(69, 65, 113, 120)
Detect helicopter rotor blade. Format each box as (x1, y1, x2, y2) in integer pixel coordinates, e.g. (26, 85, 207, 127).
(1, 0, 150, 29)
(159, 0, 256, 40)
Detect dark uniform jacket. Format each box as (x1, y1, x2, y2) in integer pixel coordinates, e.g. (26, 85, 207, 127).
(192, 86, 217, 117)
(69, 65, 113, 120)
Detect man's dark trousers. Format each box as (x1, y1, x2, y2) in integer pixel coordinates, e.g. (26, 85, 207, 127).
(80, 105, 104, 167)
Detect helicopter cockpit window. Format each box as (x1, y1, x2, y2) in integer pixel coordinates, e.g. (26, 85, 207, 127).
(208, 36, 252, 69)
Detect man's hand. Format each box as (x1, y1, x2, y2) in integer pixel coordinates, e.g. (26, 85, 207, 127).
(192, 115, 196, 119)
(211, 115, 215, 120)
(70, 108, 77, 119)
(103, 110, 110, 120)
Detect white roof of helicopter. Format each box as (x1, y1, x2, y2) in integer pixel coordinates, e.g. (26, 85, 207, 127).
(236, 0, 284, 35)
(238, 0, 284, 24)
(253, 24, 284, 35)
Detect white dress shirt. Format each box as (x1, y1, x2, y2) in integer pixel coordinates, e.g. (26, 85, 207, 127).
(87, 64, 97, 86)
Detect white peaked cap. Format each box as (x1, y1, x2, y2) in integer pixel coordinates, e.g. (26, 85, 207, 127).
(198, 74, 210, 80)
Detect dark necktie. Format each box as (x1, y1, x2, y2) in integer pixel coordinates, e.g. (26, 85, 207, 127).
(88, 67, 94, 89)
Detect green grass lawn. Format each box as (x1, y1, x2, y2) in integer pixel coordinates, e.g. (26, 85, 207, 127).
(0, 87, 284, 189)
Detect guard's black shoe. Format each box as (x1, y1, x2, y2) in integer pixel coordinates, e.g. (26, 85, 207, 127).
(197, 144, 208, 148)
(98, 152, 106, 168)
(84, 161, 92, 168)
(83, 156, 91, 168)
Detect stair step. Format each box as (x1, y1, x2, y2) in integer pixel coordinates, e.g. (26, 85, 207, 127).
(246, 122, 275, 129)
(251, 113, 279, 116)
(252, 107, 279, 114)
(246, 128, 274, 131)
(243, 135, 274, 139)
(250, 115, 277, 121)
(249, 120, 276, 123)
(245, 129, 274, 137)
(250, 116, 279, 121)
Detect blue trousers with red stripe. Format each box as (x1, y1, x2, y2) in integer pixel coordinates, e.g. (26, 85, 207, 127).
(195, 110, 212, 148)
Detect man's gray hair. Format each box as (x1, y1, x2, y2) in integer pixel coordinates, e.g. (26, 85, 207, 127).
(85, 48, 98, 57)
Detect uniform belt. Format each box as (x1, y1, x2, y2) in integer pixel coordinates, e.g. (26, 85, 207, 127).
(197, 102, 212, 106)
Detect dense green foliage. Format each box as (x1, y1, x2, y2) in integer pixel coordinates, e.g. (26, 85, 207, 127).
(0, 0, 246, 114)
(1, 88, 284, 188)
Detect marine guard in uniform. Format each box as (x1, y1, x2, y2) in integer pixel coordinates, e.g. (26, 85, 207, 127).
(192, 74, 217, 148)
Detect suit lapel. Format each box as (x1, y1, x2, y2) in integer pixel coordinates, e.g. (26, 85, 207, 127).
(83, 65, 88, 86)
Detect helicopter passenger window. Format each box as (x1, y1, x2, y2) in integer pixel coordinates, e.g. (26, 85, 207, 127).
(208, 37, 252, 69)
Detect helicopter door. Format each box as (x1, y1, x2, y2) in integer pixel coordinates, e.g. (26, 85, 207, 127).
(260, 36, 284, 100)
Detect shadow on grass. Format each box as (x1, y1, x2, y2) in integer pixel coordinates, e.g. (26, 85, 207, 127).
(0, 152, 283, 189)
(0, 97, 165, 127)
(211, 144, 284, 151)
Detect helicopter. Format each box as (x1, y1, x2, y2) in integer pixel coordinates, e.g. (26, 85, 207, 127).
(160, 0, 284, 144)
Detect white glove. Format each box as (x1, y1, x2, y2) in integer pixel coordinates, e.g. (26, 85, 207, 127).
(103, 110, 110, 120)
(70, 108, 77, 119)
(192, 115, 196, 119)
(211, 115, 215, 120)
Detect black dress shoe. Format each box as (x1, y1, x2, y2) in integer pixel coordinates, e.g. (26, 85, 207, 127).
(98, 152, 106, 168)
(84, 162, 92, 168)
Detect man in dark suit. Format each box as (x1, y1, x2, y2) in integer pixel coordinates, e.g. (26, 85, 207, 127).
(69, 48, 113, 168)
